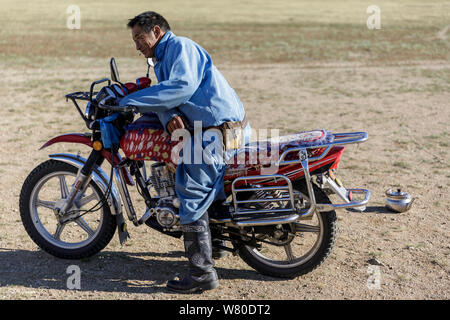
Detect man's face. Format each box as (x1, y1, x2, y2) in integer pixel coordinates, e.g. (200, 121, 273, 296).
(131, 25, 162, 58)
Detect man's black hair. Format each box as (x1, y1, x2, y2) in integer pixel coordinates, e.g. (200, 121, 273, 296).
(127, 11, 171, 33)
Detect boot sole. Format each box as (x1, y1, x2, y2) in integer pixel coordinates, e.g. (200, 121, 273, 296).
(167, 280, 219, 294)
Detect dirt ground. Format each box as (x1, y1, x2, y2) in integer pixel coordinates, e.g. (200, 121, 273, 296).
(0, 58, 448, 300)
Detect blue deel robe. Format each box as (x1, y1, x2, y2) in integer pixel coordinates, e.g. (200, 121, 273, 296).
(119, 31, 250, 224)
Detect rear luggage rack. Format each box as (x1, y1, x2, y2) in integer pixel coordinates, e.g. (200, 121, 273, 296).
(278, 132, 368, 165)
(223, 132, 370, 227)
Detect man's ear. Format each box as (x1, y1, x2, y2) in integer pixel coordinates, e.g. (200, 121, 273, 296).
(153, 25, 162, 38)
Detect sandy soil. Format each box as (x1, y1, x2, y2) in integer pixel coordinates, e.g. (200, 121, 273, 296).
(0, 59, 448, 300)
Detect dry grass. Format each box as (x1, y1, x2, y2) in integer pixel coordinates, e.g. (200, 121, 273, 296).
(0, 0, 449, 65)
(0, 0, 449, 300)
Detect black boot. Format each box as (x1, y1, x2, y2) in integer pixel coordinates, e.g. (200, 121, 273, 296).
(209, 201, 229, 259)
(167, 212, 218, 293)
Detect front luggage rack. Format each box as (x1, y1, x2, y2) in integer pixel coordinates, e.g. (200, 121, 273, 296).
(64, 77, 110, 102)
(65, 91, 94, 101)
(65, 78, 111, 123)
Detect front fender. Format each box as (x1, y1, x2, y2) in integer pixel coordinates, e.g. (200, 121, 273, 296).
(40, 133, 93, 150)
(41, 133, 134, 186)
(40, 132, 120, 164)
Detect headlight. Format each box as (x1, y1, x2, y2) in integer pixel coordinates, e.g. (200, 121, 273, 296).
(85, 102, 95, 120)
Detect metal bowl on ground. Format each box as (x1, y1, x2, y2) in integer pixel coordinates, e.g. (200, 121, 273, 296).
(385, 188, 415, 213)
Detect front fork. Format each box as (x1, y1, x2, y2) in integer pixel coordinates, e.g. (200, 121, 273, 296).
(58, 149, 104, 216)
(59, 146, 156, 228)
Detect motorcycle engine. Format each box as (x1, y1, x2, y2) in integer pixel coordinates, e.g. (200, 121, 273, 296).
(149, 162, 176, 198)
(149, 163, 180, 229)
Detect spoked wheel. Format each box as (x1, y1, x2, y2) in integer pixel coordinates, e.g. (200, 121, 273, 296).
(233, 180, 337, 278)
(19, 160, 116, 259)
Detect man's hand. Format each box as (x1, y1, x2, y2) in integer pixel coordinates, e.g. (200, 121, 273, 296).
(167, 115, 186, 135)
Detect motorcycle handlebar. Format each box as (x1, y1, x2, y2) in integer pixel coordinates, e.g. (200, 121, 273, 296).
(97, 101, 138, 113)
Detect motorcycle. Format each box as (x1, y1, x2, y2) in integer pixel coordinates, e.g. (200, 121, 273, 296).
(19, 58, 370, 279)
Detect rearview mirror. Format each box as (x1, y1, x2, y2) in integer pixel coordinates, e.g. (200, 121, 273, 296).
(110, 57, 120, 83)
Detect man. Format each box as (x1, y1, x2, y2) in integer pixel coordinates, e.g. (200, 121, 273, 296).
(119, 11, 250, 293)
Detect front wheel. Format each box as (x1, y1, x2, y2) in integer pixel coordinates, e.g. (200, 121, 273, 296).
(233, 180, 338, 278)
(19, 160, 117, 259)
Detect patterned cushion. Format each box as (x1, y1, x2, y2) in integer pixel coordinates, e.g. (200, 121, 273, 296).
(225, 130, 333, 177)
(120, 113, 179, 169)
(120, 115, 333, 177)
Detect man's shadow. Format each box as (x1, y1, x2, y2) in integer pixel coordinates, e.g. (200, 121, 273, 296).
(0, 247, 279, 294)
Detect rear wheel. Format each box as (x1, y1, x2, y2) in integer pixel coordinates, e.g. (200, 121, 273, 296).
(19, 160, 117, 259)
(233, 180, 337, 278)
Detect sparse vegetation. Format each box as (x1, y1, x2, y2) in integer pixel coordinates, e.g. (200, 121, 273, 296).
(0, 0, 448, 300)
